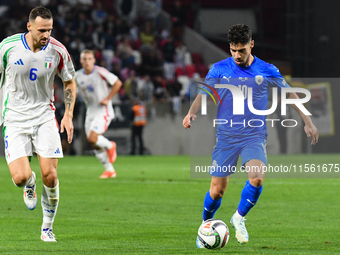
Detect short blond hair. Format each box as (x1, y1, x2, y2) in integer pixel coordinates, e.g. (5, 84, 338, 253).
(80, 49, 95, 58)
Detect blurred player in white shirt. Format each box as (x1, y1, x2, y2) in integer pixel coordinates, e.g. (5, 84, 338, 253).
(75, 50, 122, 178)
(0, 7, 77, 242)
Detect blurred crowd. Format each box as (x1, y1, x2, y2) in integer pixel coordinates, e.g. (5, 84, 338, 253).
(0, 0, 208, 115)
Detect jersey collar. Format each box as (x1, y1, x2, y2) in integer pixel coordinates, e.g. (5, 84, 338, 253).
(232, 55, 257, 69)
(82, 65, 96, 75)
(21, 33, 50, 51)
(21, 33, 30, 50)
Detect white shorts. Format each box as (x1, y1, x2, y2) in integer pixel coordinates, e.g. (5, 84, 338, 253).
(3, 118, 63, 164)
(85, 112, 113, 136)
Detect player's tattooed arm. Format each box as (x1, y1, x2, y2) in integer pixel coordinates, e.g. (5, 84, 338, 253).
(64, 88, 74, 111)
(63, 78, 77, 117)
(60, 78, 77, 143)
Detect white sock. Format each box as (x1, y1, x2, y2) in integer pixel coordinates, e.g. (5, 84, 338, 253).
(41, 181, 59, 230)
(94, 149, 114, 172)
(26, 171, 36, 186)
(42, 222, 53, 230)
(105, 164, 114, 172)
(95, 135, 112, 149)
(233, 210, 244, 220)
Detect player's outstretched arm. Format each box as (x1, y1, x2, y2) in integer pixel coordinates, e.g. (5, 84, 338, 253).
(61, 78, 77, 144)
(289, 92, 319, 145)
(100, 79, 123, 106)
(183, 93, 202, 129)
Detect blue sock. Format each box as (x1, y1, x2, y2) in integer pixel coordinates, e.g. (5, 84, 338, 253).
(237, 180, 263, 216)
(202, 191, 222, 221)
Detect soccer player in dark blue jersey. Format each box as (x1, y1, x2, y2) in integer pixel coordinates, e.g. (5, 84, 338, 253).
(183, 24, 319, 245)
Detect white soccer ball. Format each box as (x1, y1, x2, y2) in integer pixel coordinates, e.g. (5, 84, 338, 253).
(197, 219, 229, 249)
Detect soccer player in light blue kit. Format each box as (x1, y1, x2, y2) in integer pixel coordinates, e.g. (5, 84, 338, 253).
(183, 24, 319, 245)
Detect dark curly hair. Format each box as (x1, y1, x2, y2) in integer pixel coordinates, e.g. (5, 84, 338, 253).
(228, 24, 252, 45)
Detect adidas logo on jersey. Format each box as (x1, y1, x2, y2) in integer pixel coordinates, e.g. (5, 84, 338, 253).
(14, 59, 24, 65)
(54, 148, 61, 154)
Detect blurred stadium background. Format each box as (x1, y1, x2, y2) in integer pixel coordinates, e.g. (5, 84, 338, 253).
(0, 0, 338, 156)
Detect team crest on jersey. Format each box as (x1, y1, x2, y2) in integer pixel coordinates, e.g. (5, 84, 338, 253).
(255, 75, 264, 85)
(45, 57, 52, 69)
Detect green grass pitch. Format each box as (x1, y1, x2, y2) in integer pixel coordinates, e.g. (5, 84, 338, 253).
(0, 154, 340, 254)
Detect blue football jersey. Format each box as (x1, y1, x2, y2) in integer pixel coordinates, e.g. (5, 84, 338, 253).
(201, 56, 290, 136)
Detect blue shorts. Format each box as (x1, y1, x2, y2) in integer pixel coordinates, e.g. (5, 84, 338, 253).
(210, 133, 267, 177)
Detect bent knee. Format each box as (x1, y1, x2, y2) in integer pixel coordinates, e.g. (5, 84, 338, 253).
(210, 187, 225, 200)
(42, 171, 58, 185)
(12, 172, 30, 187)
(249, 178, 263, 187)
(87, 135, 97, 145)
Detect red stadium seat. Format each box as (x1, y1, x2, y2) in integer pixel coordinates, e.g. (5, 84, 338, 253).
(185, 64, 197, 78)
(191, 52, 204, 65)
(197, 64, 209, 78)
(175, 67, 185, 76)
